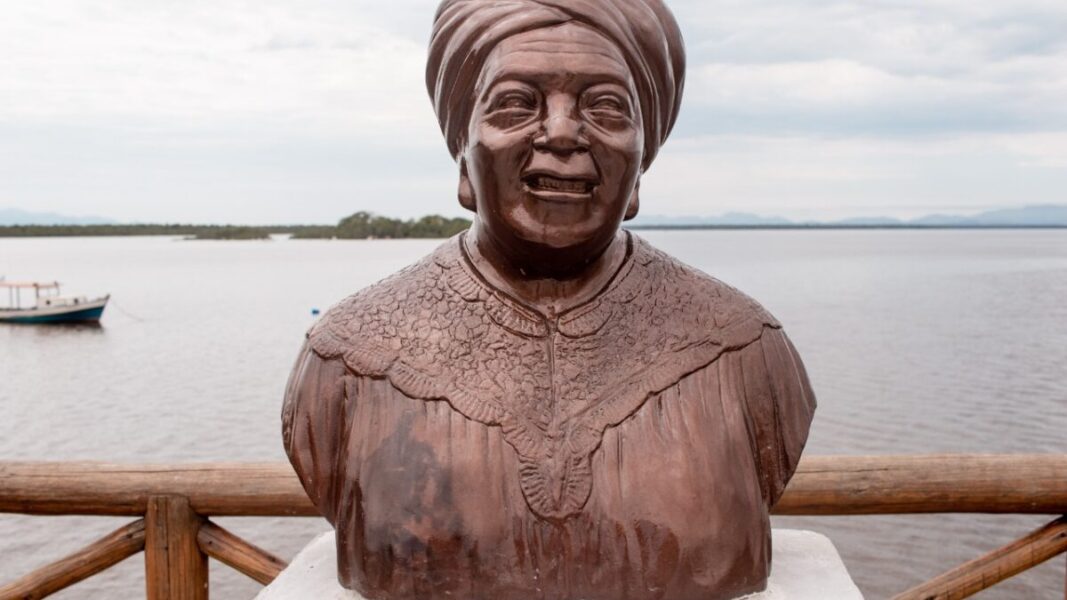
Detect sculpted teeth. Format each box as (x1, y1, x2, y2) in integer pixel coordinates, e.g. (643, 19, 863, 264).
(532, 176, 592, 193)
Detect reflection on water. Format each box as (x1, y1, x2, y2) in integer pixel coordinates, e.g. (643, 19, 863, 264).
(2, 321, 105, 335)
(0, 231, 1065, 599)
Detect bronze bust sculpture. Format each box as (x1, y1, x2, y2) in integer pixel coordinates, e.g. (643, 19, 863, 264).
(282, 1, 816, 598)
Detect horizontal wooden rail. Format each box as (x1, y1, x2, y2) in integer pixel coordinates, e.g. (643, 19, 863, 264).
(774, 454, 1067, 515)
(891, 515, 1067, 600)
(0, 455, 1065, 599)
(0, 462, 315, 516)
(2, 455, 1064, 517)
(0, 519, 145, 600)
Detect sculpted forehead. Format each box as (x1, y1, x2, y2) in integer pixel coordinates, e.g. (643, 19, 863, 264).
(480, 22, 633, 90)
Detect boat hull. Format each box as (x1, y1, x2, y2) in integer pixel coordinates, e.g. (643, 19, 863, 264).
(0, 297, 108, 324)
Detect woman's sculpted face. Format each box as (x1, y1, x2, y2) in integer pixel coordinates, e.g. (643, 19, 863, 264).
(461, 22, 644, 272)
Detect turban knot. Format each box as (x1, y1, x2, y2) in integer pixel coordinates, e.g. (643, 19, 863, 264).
(427, 0, 685, 170)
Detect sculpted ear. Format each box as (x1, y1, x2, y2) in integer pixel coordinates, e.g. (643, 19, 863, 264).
(458, 159, 477, 212)
(624, 179, 640, 221)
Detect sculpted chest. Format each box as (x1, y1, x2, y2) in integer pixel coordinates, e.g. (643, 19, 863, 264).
(283, 235, 815, 600)
(306, 235, 775, 520)
(324, 361, 771, 600)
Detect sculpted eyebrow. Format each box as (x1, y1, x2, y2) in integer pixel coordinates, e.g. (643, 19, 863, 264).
(479, 77, 531, 104)
(482, 67, 631, 96)
(508, 42, 626, 61)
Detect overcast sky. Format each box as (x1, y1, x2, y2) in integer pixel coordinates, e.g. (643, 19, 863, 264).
(2, 0, 1066, 224)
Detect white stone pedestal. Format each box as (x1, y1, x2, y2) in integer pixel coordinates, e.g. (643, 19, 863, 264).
(258, 530, 863, 599)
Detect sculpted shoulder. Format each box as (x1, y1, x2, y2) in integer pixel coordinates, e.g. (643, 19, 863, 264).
(626, 235, 781, 349)
(305, 234, 784, 371)
(304, 239, 464, 375)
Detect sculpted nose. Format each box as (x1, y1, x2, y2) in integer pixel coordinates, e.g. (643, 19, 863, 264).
(534, 100, 589, 155)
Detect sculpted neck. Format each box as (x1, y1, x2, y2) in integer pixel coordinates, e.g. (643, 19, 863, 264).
(464, 225, 629, 318)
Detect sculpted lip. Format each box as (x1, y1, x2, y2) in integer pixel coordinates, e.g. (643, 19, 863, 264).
(521, 170, 599, 201)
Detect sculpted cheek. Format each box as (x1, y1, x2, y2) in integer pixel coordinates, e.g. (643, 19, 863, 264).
(614, 128, 644, 159)
(587, 123, 642, 165)
(478, 125, 537, 154)
(592, 137, 642, 176)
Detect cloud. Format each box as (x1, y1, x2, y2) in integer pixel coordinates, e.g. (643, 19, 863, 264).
(1, 0, 1065, 222)
(1001, 132, 1067, 168)
(642, 131, 1067, 220)
(0, 1, 436, 138)
(669, 0, 1067, 136)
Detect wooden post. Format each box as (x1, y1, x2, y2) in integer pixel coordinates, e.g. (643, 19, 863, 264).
(145, 495, 208, 600)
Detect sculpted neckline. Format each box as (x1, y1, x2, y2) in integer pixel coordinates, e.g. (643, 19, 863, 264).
(448, 229, 644, 339)
(457, 230, 635, 327)
(307, 233, 778, 519)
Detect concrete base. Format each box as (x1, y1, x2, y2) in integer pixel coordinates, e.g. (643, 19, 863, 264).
(258, 530, 863, 599)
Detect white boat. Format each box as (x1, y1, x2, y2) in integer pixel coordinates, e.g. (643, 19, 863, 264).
(0, 280, 109, 324)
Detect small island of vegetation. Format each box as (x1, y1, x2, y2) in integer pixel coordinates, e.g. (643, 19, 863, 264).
(292, 212, 471, 240)
(184, 226, 271, 240)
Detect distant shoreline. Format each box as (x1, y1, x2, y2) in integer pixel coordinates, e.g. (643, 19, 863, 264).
(6, 204, 1066, 234)
(626, 224, 1067, 230)
(0, 213, 471, 239)
(0, 224, 286, 239)
(2, 219, 1067, 238)
(2, 223, 1067, 238)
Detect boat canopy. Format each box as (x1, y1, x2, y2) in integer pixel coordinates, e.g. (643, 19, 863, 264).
(0, 281, 61, 289)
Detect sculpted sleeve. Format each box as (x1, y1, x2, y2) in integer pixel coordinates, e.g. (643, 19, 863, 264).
(727, 327, 817, 507)
(281, 341, 349, 524)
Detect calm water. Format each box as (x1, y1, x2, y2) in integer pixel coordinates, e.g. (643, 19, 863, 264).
(1, 230, 1065, 599)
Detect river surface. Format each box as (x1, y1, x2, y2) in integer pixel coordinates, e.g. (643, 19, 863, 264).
(1, 230, 1065, 599)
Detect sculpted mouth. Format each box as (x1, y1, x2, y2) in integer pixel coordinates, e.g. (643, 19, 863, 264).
(523, 174, 598, 195)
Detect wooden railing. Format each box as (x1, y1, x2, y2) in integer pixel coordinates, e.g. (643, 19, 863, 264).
(1, 455, 1065, 599)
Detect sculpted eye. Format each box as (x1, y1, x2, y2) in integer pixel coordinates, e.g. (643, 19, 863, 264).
(484, 88, 539, 129)
(584, 92, 631, 120)
(492, 91, 537, 112)
(591, 97, 624, 112)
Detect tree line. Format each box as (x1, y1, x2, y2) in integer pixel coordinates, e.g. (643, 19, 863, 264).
(0, 224, 272, 239)
(0, 213, 472, 240)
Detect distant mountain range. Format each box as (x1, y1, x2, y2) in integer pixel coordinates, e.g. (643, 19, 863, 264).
(0, 208, 114, 226)
(630, 204, 1067, 228)
(3, 204, 1066, 228)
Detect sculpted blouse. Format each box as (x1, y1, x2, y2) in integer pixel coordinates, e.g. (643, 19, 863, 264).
(282, 233, 815, 600)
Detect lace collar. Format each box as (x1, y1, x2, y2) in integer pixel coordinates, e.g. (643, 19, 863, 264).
(437, 232, 648, 339)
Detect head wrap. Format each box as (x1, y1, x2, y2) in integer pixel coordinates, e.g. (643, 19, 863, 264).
(427, 0, 685, 170)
